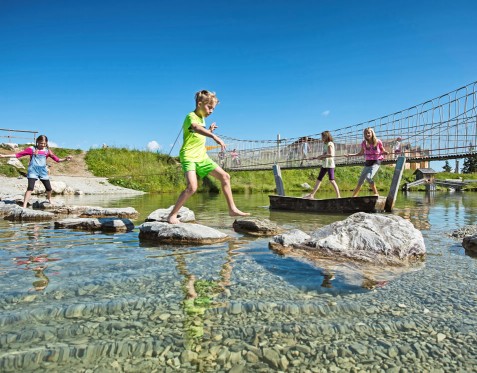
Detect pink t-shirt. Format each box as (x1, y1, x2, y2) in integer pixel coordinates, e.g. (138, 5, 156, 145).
(361, 140, 385, 161)
(16, 147, 60, 162)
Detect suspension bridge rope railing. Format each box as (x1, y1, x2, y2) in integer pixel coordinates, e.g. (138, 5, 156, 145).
(207, 80, 477, 170)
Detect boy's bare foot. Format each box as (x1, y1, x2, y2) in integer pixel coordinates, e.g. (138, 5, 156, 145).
(303, 194, 314, 199)
(167, 215, 181, 224)
(229, 209, 250, 217)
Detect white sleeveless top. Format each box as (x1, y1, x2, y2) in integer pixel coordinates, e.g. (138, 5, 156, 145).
(322, 141, 335, 168)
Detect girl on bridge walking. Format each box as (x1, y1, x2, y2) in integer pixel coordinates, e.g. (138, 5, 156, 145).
(167, 90, 249, 224)
(303, 131, 340, 199)
(346, 127, 388, 197)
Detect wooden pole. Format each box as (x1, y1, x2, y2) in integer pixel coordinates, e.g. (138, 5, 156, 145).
(385, 156, 406, 212)
(273, 164, 285, 196)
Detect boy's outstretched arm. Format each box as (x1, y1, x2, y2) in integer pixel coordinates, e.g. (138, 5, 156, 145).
(190, 123, 226, 151)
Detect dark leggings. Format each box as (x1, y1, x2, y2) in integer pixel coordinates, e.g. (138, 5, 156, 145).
(317, 167, 335, 181)
(27, 178, 52, 192)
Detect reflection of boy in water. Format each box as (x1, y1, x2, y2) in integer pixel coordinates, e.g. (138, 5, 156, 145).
(321, 272, 335, 288)
(32, 268, 50, 291)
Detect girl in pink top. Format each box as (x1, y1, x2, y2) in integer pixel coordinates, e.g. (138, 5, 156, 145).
(346, 127, 388, 197)
(0, 135, 72, 207)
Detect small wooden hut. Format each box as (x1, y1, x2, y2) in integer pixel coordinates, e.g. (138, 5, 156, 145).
(413, 168, 437, 183)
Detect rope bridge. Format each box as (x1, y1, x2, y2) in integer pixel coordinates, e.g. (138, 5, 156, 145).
(207, 81, 477, 171)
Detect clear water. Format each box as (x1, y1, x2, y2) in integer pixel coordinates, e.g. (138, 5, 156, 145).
(1, 191, 476, 372)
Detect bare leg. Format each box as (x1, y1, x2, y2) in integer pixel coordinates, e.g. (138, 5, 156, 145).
(23, 190, 32, 208)
(209, 167, 250, 217)
(371, 183, 379, 196)
(352, 184, 362, 197)
(167, 171, 198, 224)
(303, 180, 322, 199)
(46, 190, 52, 204)
(330, 180, 341, 198)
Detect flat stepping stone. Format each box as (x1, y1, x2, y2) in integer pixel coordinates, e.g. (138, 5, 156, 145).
(145, 206, 195, 223)
(233, 217, 283, 236)
(54, 218, 134, 232)
(138, 221, 229, 244)
(79, 207, 139, 219)
(2, 206, 55, 222)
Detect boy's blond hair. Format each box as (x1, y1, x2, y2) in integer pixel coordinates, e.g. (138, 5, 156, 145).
(195, 90, 219, 106)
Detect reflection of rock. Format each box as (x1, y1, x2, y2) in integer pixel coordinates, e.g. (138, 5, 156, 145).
(233, 218, 283, 236)
(145, 206, 195, 223)
(55, 217, 134, 232)
(138, 222, 229, 245)
(269, 212, 426, 266)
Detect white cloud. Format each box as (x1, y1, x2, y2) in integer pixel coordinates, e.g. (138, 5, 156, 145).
(147, 140, 161, 152)
(321, 110, 330, 117)
(48, 141, 59, 148)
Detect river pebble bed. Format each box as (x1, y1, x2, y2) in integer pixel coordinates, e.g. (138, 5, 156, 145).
(0, 192, 476, 372)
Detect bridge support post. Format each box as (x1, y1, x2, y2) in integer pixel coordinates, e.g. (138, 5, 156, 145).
(272, 164, 285, 196)
(385, 156, 406, 212)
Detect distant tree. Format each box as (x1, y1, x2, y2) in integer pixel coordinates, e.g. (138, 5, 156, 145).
(462, 155, 477, 174)
(442, 160, 452, 172)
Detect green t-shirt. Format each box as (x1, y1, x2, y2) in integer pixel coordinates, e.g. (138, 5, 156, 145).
(179, 112, 208, 162)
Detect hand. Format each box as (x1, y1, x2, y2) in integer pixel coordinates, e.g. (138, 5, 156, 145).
(209, 122, 218, 132)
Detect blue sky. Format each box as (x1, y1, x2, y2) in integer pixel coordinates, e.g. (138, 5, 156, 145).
(1, 0, 476, 158)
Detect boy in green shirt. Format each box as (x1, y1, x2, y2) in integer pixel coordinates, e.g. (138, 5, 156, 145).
(167, 90, 250, 224)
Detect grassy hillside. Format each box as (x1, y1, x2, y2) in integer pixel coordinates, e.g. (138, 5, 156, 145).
(1, 145, 472, 194)
(83, 148, 421, 194)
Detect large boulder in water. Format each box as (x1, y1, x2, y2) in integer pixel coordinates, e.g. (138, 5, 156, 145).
(269, 212, 426, 266)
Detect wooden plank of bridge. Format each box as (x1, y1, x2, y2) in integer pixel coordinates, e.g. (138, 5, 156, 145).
(273, 164, 285, 196)
(385, 156, 406, 212)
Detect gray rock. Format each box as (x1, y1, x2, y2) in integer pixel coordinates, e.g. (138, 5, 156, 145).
(6, 157, 24, 169)
(145, 206, 195, 223)
(462, 235, 477, 254)
(32, 181, 67, 195)
(450, 225, 477, 239)
(232, 218, 283, 236)
(269, 212, 425, 266)
(80, 207, 139, 219)
(3, 206, 55, 221)
(138, 221, 229, 244)
(54, 217, 134, 232)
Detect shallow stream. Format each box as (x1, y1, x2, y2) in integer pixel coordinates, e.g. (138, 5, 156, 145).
(0, 191, 476, 372)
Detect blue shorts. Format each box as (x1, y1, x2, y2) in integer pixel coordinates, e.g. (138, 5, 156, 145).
(27, 165, 49, 180)
(181, 158, 218, 178)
